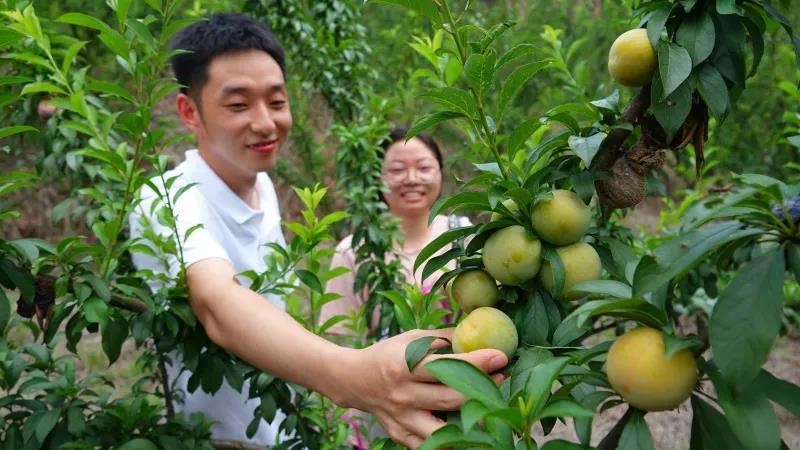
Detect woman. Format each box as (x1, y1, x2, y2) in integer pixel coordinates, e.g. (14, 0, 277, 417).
(321, 128, 469, 333)
(320, 127, 468, 448)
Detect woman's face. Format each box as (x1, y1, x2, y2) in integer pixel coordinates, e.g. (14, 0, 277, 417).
(381, 137, 442, 218)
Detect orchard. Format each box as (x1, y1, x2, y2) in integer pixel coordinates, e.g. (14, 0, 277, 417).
(1, 1, 799, 450)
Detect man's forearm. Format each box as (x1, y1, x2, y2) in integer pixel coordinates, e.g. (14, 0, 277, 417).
(188, 265, 358, 404)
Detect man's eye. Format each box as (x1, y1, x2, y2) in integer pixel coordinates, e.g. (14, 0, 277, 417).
(271, 100, 287, 107)
(226, 103, 247, 110)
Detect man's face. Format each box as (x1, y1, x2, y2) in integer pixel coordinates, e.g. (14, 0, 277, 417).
(180, 49, 292, 180)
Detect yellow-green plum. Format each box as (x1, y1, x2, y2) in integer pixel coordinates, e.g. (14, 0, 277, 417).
(531, 190, 591, 246)
(451, 270, 499, 313)
(452, 307, 518, 359)
(490, 199, 519, 222)
(482, 225, 541, 286)
(606, 327, 697, 411)
(540, 242, 602, 300)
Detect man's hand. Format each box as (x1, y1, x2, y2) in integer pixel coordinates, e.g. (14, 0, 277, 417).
(330, 328, 508, 449)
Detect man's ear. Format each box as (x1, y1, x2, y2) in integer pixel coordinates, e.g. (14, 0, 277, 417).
(176, 93, 203, 135)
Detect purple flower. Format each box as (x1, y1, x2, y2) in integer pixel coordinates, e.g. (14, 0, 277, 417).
(772, 195, 800, 224)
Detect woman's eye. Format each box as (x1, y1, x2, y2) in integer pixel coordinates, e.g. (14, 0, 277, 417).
(226, 103, 247, 110)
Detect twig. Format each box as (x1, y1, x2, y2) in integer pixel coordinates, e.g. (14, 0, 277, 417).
(210, 440, 264, 450)
(590, 85, 652, 174)
(158, 354, 175, 419)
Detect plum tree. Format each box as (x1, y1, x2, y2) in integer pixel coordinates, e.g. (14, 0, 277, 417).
(451, 270, 499, 313)
(530, 190, 591, 246)
(482, 225, 542, 286)
(452, 306, 518, 358)
(540, 242, 601, 300)
(606, 328, 697, 411)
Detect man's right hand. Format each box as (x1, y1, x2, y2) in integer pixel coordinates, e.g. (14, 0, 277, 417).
(327, 328, 508, 449)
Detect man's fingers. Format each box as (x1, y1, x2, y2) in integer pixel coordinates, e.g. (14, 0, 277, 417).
(411, 348, 508, 382)
(390, 410, 445, 449)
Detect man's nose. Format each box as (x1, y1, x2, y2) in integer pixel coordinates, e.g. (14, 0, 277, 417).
(250, 102, 276, 134)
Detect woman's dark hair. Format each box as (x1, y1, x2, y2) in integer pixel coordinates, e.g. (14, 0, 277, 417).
(170, 13, 285, 100)
(380, 127, 443, 169)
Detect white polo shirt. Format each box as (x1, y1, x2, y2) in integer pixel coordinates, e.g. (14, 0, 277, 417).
(129, 149, 286, 446)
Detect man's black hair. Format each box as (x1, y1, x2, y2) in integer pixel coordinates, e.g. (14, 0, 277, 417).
(170, 13, 286, 99)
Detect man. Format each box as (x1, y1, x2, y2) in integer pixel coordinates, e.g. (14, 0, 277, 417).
(129, 13, 506, 449)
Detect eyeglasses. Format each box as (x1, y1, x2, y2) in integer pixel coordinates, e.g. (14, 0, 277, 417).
(382, 165, 441, 185)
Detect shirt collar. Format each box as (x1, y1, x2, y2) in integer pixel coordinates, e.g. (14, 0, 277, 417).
(184, 149, 264, 225)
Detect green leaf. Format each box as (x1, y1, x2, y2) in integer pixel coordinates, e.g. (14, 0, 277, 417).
(414, 225, 477, 273)
(524, 356, 571, 415)
(542, 440, 589, 450)
(83, 297, 109, 326)
(710, 248, 785, 387)
(371, 0, 442, 26)
(633, 221, 753, 295)
(570, 280, 632, 298)
(508, 118, 541, 155)
(495, 43, 537, 70)
(650, 71, 692, 142)
(619, 411, 654, 450)
(463, 53, 496, 98)
(539, 399, 595, 419)
(498, 60, 551, 120)
(462, 399, 491, 430)
(590, 89, 620, 114)
(0, 125, 38, 139)
(87, 80, 135, 103)
(102, 317, 128, 364)
(758, 0, 800, 62)
(657, 41, 693, 97)
(697, 63, 729, 119)
(62, 40, 88, 74)
(540, 245, 566, 296)
(407, 111, 465, 140)
(676, 12, 715, 66)
(424, 358, 506, 409)
(754, 370, 800, 418)
(21, 82, 66, 95)
(421, 87, 478, 118)
(117, 438, 158, 450)
(646, 8, 671, 48)
(418, 424, 497, 450)
(0, 29, 24, 48)
(380, 290, 416, 331)
(566, 298, 667, 329)
(712, 15, 746, 86)
(405, 336, 440, 371)
(295, 269, 322, 293)
(788, 244, 800, 283)
(740, 18, 764, 79)
(0, 289, 9, 333)
(35, 408, 61, 443)
(115, 0, 132, 28)
(66, 405, 86, 435)
(716, 0, 741, 15)
(662, 333, 703, 358)
(98, 30, 129, 59)
(709, 367, 781, 450)
(568, 132, 606, 167)
(690, 395, 744, 450)
(57, 13, 112, 33)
